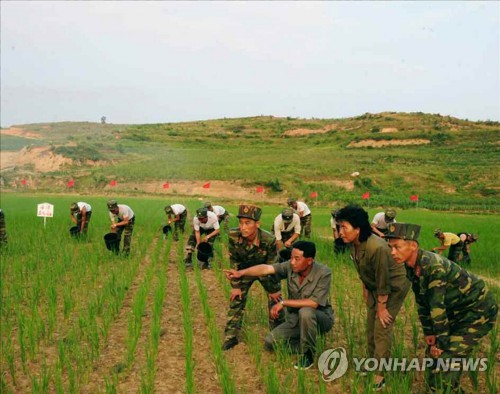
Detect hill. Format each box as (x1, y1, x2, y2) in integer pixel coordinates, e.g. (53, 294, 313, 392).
(1, 112, 499, 211)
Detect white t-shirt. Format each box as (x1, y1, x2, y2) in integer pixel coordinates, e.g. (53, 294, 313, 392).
(109, 204, 134, 222)
(77, 202, 92, 212)
(371, 212, 395, 230)
(170, 204, 186, 215)
(273, 213, 301, 240)
(295, 201, 311, 217)
(193, 211, 220, 231)
(213, 205, 226, 216)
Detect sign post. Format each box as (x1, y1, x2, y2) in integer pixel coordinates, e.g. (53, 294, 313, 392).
(37, 202, 54, 228)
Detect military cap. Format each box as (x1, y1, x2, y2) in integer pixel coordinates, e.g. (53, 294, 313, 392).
(287, 197, 297, 206)
(204, 201, 213, 209)
(385, 223, 421, 241)
(281, 208, 294, 221)
(107, 199, 118, 210)
(196, 207, 208, 218)
(70, 202, 80, 212)
(237, 204, 262, 221)
(384, 208, 397, 221)
(164, 205, 173, 214)
(433, 228, 443, 237)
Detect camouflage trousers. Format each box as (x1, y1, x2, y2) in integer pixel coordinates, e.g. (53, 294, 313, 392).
(300, 214, 312, 238)
(116, 218, 135, 254)
(184, 228, 218, 265)
(173, 210, 188, 241)
(224, 276, 284, 341)
(76, 211, 92, 234)
(425, 293, 498, 393)
(0, 211, 7, 245)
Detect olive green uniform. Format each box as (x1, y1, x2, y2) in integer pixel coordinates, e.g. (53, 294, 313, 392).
(349, 234, 410, 363)
(407, 250, 498, 392)
(0, 209, 7, 245)
(224, 228, 284, 341)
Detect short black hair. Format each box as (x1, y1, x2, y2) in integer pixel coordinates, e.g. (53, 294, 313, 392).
(292, 241, 316, 258)
(335, 204, 372, 242)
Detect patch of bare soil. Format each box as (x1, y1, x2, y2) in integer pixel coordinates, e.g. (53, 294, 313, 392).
(283, 124, 337, 137)
(0, 145, 72, 172)
(1, 127, 42, 139)
(348, 139, 430, 148)
(380, 127, 398, 133)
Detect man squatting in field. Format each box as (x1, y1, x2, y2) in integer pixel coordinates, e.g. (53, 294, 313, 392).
(221, 204, 284, 351)
(164, 204, 188, 241)
(0, 209, 7, 245)
(107, 200, 135, 255)
(183, 207, 219, 269)
(70, 202, 92, 235)
(387, 223, 498, 393)
(287, 198, 312, 239)
(224, 240, 334, 370)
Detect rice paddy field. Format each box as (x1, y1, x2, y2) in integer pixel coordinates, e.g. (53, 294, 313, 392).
(0, 193, 498, 393)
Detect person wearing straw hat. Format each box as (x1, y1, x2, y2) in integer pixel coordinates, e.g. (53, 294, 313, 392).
(164, 204, 188, 241)
(221, 204, 284, 351)
(107, 200, 135, 256)
(70, 202, 92, 235)
(287, 198, 312, 238)
(386, 223, 497, 393)
(370, 208, 397, 238)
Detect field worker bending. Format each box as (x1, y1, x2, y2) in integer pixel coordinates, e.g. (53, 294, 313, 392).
(70, 202, 92, 235)
(456, 232, 478, 265)
(224, 241, 334, 370)
(287, 198, 312, 238)
(107, 200, 135, 256)
(335, 205, 410, 391)
(386, 223, 497, 393)
(432, 229, 463, 263)
(273, 207, 301, 252)
(165, 204, 188, 241)
(221, 204, 284, 351)
(184, 207, 219, 269)
(0, 209, 7, 245)
(204, 201, 230, 232)
(370, 208, 397, 238)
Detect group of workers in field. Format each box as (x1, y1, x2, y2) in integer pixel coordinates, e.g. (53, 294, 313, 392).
(0, 198, 496, 393)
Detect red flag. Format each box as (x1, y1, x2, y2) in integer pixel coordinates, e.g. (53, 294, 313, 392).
(256, 186, 264, 193)
(67, 179, 75, 188)
(110, 180, 117, 187)
(21, 179, 27, 186)
(202, 182, 210, 189)
(410, 195, 419, 202)
(163, 182, 170, 189)
(362, 191, 370, 200)
(310, 191, 318, 199)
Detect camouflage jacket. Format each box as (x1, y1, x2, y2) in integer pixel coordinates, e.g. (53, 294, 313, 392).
(406, 249, 490, 349)
(228, 227, 278, 288)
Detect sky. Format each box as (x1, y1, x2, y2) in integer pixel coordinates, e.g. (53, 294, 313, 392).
(1, 1, 499, 127)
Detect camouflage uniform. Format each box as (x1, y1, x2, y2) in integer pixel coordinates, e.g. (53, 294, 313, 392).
(224, 209, 284, 342)
(108, 201, 135, 255)
(165, 205, 188, 241)
(0, 209, 7, 245)
(406, 250, 498, 392)
(70, 202, 92, 235)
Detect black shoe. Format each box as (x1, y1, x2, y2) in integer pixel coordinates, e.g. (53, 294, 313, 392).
(372, 378, 385, 392)
(294, 352, 314, 370)
(222, 337, 239, 351)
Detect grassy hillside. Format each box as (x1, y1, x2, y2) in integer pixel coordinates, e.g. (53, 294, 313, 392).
(1, 112, 499, 211)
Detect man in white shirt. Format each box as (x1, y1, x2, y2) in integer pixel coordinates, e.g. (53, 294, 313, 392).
(273, 208, 301, 253)
(184, 207, 220, 269)
(70, 201, 92, 235)
(371, 209, 397, 238)
(287, 198, 312, 238)
(165, 204, 188, 241)
(107, 200, 135, 255)
(204, 201, 230, 231)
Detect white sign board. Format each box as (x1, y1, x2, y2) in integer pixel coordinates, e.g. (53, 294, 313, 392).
(37, 203, 54, 218)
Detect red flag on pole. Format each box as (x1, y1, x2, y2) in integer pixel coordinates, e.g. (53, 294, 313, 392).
(67, 179, 75, 188)
(202, 182, 211, 189)
(110, 180, 117, 187)
(310, 191, 318, 199)
(163, 182, 170, 189)
(21, 179, 27, 186)
(256, 186, 264, 193)
(410, 195, 419, 202)
(362, 191, 370, 200)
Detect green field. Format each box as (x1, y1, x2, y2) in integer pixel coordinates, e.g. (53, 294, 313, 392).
(1, 193, 498, 393)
